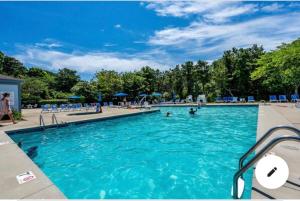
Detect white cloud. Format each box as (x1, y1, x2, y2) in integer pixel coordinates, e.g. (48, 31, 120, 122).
(261, 3, 283, 12)
(203, 4, 257, 23)
(14, 47, 174, 73)
(103, 43, 116, 47)
(148, 13, 300, 55)
(114, 24, 122, 29)
(144, 1, 257, 23)
(34, 38, 62, 48)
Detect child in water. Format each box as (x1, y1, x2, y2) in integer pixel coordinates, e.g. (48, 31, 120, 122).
(189, 108, 197, 115)
(166, 112, 171, 117)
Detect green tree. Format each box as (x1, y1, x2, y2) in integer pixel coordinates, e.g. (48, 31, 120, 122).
(94, 70, 123, 100)
(71, 81, 98, 102)
(55, 68, 80, 92)
(138, 66, 157, 93)
(2, 56, 27, 78)
(122, 72, 144, 98)
(252, 39, 300, 94)
(22, 78, 49, 104)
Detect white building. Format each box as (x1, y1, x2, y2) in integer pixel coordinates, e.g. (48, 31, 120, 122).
(0, 75, 22, 111)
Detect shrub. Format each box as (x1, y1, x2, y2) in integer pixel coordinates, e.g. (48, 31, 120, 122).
(12, 110, 22, 120)
(39, 99, 68, 105)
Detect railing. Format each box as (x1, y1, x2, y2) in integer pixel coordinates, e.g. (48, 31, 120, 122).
(52, 113, 59, 127)
(239, 125, 300, 172)
(232, 136, 300, 199)
(139, 95, 146, 106)
(39, 114, 45, 129)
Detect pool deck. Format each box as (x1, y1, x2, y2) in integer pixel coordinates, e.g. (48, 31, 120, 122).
(0, 107, 159, 199)
(0, 103, 299, 199)
(251, 103, 300, 199)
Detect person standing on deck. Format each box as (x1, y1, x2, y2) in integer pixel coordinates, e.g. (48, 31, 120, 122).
(0, 93, 16, 124)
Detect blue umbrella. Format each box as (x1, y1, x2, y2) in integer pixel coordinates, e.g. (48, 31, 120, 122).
(114, 92, 128, 97)
(139, 93, 148, 97)
(152, 92, 162, 97)
(68, 95, 81, 99)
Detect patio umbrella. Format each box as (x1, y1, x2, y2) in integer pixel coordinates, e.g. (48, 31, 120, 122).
(139, 93, 148, 97)
(114, 92, 128, 97)
(68, 95, 81, 99)
(152, 92, 162, 97)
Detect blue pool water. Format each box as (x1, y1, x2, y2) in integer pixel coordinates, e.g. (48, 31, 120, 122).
(10, 106, 258, 199)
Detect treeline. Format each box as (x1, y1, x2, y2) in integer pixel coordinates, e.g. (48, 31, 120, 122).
(0, 38, 299, 104)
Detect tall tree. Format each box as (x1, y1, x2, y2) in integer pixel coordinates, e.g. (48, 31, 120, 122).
(55, 68, 80, 92)
(2, 56, 27, 78)
(252, 39, 300, 94)
(95, 70, 123, 100)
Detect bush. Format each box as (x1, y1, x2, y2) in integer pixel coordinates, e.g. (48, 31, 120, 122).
(39, 99, 68, 105)
(2, 110, 22, 121)
(12, 110, 22, 120)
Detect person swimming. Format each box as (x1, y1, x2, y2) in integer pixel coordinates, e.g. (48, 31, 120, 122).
(189, 108, 197, 115)
(166, 112, 172, 117)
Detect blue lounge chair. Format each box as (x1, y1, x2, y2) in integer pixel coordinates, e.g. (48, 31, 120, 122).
(279, 95, 287, 102)
(269, 95, 278, 102)
(247, 96, 255, 102)
(291, 94, 299, 102)
(215, 97, 223, 103)
(51, 104, 59, 112)
(41, 104, 49, 113)
(231, 97, 238, 103)
(103, 102, 108, 107)
(109, 102, 113, 107)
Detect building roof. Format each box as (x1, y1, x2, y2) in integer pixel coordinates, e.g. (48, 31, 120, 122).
(0, 74, 22, 83)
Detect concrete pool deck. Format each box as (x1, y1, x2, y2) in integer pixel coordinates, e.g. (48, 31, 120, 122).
(251, 103, 300, 199)
(0, 107, 159, 199)
(0, 103, 299, 199)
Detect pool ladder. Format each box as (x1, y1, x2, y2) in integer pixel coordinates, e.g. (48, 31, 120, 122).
(39, 114, 45, 129)
(52, 113, 59, 127)
(232, 125, 300, 199)
(39, 114, 61, 129)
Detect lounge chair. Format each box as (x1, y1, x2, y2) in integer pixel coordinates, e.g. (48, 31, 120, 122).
(76, 103, 82, 111)
(103, 102, 108, 107)
(41, 104, 50, 113)
(197, 94, 207, 104)
(231, 97, 238, 103)
(186, 95, 193, 103)
(215, 97, 223, 103)
(269, 95, 278, 102)
(279, 95, 288, 102)
(291, 94, 299, 102)
(109, 102, 113, 107)
(247, 96, 255, 102)
(60, 104, 68, 112)
(51, 104, 59, 112)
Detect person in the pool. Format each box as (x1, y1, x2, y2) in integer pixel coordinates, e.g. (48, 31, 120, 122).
(189, 108, 197, 115)
(166, 111, 172, 117)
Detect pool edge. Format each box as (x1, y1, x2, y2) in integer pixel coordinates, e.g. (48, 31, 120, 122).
(0, 108, 160, 199)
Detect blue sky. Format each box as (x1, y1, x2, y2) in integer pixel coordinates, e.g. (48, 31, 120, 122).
(0, 1, 300, 80)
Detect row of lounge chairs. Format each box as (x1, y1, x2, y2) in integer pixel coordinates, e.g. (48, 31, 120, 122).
(215, 94, 299, 103)
(269, 94, 299, 102)
(41, 103, 100, 113)
(41, 101, 150, 113)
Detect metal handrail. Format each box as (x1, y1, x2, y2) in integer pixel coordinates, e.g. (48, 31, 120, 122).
(232, 136, 300, 199)
(39, 114, 45, 129)
(239, 126, 300, 171)
(52, 113, 59, 126)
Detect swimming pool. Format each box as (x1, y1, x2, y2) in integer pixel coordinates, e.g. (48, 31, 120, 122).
(10, 106, 258, 199)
